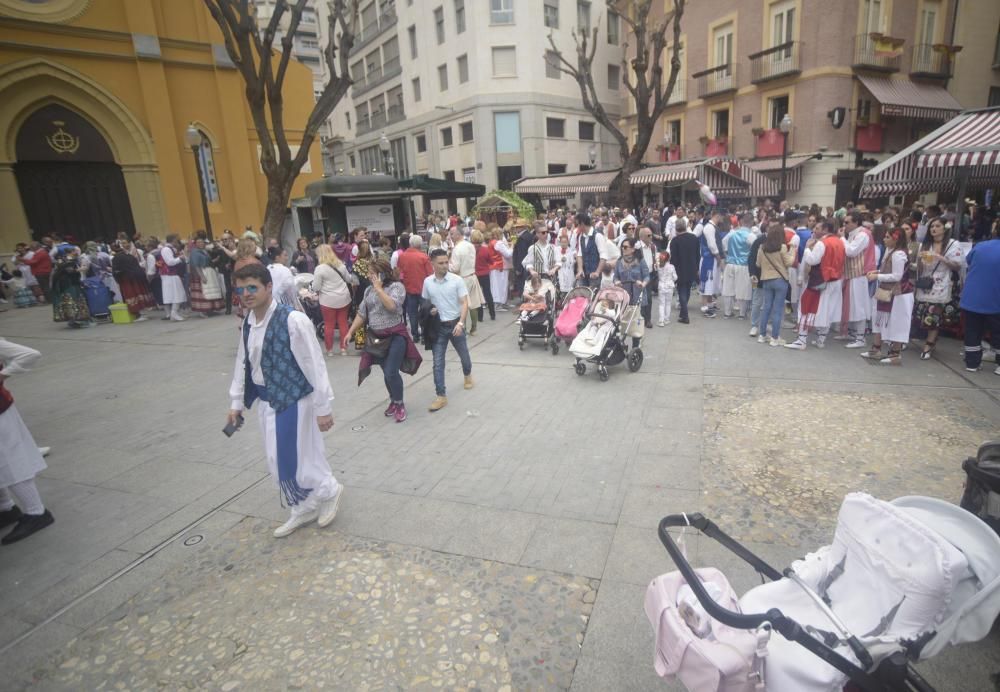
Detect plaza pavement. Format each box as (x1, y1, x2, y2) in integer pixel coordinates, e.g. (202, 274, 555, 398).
(0, 298, 998, 691)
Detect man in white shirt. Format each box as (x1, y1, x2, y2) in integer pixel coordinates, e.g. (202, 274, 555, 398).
(423, 249, 473, 412)
(448, 226, 483, 334)
(574, 213, 618, 288)
(523, 222, 558, 280)
(227, 263, 342, 538)
(665, 207, 686, 241)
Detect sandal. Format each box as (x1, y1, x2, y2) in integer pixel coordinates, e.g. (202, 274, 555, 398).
(881, 349, 902, 366)
(860, 346, 882, 359)
(920, 340, 936, 360)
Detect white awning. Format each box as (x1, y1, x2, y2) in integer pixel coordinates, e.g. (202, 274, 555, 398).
(858, 75, 962, 121)
(513, 169, 620, 196)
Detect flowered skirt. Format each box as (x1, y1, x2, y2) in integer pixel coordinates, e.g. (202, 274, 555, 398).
(915, 299, 960, 330)
(52, 285, 91, 324)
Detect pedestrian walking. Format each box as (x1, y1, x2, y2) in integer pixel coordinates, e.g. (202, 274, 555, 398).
(312, 244, 354, 356)
(959, 237, 1000, 375)
(396, 235, 433, 340)
(656, 251, 677, 326)
(449, 226, 483, 335)
(0, 337, 55, 545)
(668, 218, 699, 324)
(226, 263, 343, 538)
(422, 249, 473, 412)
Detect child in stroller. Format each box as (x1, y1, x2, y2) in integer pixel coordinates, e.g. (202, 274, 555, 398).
(517, 275, 559, 353)
(554, 285, 594, 346)
(569, 285, 644, 381)
(294, 273, 325, 341)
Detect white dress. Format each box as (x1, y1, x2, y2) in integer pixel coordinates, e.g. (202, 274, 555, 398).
(0, 339, 46, 487)
(873, 250, 914, 344)
(160, 245, 187, 305)
(801, 240, 843, 330)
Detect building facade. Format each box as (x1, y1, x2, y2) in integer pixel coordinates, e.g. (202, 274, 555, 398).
(947, 0, 1000, 110)
(0, 0, 321, 251)
(252, 0, 325, 98)
(632, 0, 979, 208)
(319, 0, 625, 215)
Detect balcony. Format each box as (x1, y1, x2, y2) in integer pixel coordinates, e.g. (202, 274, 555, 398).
(666, 77, 686, 105)
(350, 5, 397, 56)
(351, 57, 402, 97)
(910, 44, 952, 79)
(853, 33, 902, 72)
(692, 64, 737, 99)
(749, 42, 801, 83)
(386, 104, 405, 125)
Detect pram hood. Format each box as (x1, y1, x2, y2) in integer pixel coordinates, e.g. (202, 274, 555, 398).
(591, 286, 630, 312)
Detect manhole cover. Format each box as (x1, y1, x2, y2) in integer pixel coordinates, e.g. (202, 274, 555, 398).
(183, 535, 204, 546)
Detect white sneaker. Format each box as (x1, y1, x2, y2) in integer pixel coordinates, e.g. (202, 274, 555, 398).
(757, 335, 766, 344)
(317, 485, 344, 528)
(134, 316, 148, 323)
(784, 339, 807, 351)
(657, 320, 665, 327)
(770, 337, 786, 347)
(663, 319, 670, 325)
(749, 326, 759, 337)
(38, 446, 51, 457)
(995, 365, 1000, 376)
(845, 339, 867, 349)
(273, 510, 318, 538)
(170, 315, 185, 322)
(813, 339, 826, 349)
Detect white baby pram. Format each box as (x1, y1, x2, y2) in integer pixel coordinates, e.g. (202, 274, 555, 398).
(647, 492, 1000, 692)
(569, 285, 644, 381)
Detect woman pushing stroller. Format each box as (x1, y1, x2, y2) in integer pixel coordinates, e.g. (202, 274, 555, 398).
(614, 238, 649, 350)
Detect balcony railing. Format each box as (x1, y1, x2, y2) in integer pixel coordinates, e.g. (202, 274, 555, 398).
(853, 33, 901, 72)
(350, 5, 398, 56)
(351, 58, 403, 97)
(749, 41, 801, 83)
(910, 43, 952, 78)
(666, 77, 686, 105)
(386, 104, 405, 125)
(692, 64, 738, 99)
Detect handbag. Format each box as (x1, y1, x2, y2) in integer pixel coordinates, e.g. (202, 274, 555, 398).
(363, 331, 391, 358)
(914, 241, 951, 290)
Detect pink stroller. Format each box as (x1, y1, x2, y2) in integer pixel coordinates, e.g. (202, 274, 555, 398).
(555, 285, 593, 346)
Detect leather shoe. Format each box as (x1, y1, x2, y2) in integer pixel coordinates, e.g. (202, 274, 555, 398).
(0, 506, 23, 530)
(2, 509, 54, 545)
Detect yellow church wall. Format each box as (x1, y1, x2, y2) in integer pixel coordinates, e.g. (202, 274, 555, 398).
(0, 0, 321, 252)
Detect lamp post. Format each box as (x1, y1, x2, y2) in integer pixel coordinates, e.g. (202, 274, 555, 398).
(184, 124, 214, 239)
(378, 132, 391, 176)
(778, 113, 793, 203)
(588, 144, 597, 169)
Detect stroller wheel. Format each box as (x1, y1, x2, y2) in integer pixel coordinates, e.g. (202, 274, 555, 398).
(574, 361, 586, 376)
(316, 323, 325, 340)
(627, 349, 644, 373)
(598, 366, 609, 382)
(551, 341, 559, 356)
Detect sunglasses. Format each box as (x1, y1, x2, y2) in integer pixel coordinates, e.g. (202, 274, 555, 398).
(233, 285, 261, 295)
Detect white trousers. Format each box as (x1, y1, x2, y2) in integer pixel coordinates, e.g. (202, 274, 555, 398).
(658, 289, 674, 322)
(0, 479, 44, 515)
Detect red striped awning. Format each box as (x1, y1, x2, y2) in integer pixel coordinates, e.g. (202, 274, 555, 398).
(860, 106, 1000, 198)
(858, 75, 962, 121)
(742, 155, 814, 192)
(513, 169, 620, 196)
(629, 158, 749, 197)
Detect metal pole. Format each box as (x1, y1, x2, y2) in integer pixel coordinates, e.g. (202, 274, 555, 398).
(954, 168, 970, 239)
(779, 131, 788, 202)
(191, 145, 214, 240)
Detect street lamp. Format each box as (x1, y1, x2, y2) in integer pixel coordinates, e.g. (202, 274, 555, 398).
(378, 132, 391, 175)
(778, 113, 793, 203)
(184, 124, 214, 239)
(588, 144, 597, 168)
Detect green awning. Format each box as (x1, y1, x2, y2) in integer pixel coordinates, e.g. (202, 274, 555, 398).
(398, 174, 486, 199)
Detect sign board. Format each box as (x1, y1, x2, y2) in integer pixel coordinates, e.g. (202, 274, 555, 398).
(256, 145, 312, 174)
(345, 203, 396, 234)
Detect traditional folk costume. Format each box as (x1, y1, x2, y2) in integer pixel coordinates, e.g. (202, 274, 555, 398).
(839, 226, 876, 345)
(872, 249, 914, 346)
(449, 238, 483, 332)
(721, 226, 754, 317)
(0, 339, 54, 544)
(789, 235, 845, 349)
(488, 237, 513, 307)
(112, 252, 155, 316)
(188, 247, 226, 315)
(697, 221, 720, 297)
(50, 251, 92, 327)
(229, 301, 341, 537)
(158, 244, 187, 321)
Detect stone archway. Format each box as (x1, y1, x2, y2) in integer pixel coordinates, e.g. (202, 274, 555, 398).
(0, 58, 167, 246)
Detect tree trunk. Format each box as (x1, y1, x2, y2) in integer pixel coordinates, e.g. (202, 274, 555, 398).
(614, 153, 645, 209)
(262, 176, 293, 240)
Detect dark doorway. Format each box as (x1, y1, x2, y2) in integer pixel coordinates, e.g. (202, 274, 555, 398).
(14, 103, 136, 242)
(497, 165, 522, 191)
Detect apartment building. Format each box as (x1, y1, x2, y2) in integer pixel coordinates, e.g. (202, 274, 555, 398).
(253, 0, 325, 97)
(947, 0, 1000, 109)
(319, 0, 624, 214)
(631, 0, 980, 207)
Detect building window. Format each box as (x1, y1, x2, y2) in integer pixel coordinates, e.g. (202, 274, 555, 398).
(768, 95, 790, 129)
(770, 0, 795, 48)
(988, 87, 1000, 107)
(390, 136, 410, 179)
(492, 46, 517, 77)
(412, 77, 421, 101)
(462, 166, 476, 183)
(441, 126, 453, 147)
(455, 0, 466, 33)
(494, 111, 521, 153)
(438, 63, 448, 90)
(416, 133, 427, 153)
(547, 163, 568, 174)
(861, 0, 884, 34)
(460, 121, 474, 142)
(546, 117, 566, 138)
(458, 54, 469, 83)
(545, 50, 561, 79)
(434, 6, 445, 44)
(349, 153, 356, 171)
(408, 25, 417, 59)
(578, 121, 595, 140)
(713, 21, 734, 72)
(346, 112, 352, 129)
(994, 23, 1000, 65)
(490, 0, 513, 24)
(577, 1, 590, 31)
(607, 10, 619, 45)
(667, 119, 681, 147)
(857, 97, 872, 122)
(607, 64, 620, 90)
(543, 0, 559, 28)
(195, 133, 220, 202)
(712, 108, 730, 138)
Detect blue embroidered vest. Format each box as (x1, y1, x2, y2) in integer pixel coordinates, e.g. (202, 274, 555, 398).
(242, 303, 313, 413)
(581, 232, 600, 274)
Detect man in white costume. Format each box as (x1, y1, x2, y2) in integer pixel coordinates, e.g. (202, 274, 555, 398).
(159, 233, 187, 322)
(785, 220, 845, 350)
(0, 338, 55, 544)
(448, 225, 483, 335)
(227, 263, 343, 538)
(836, 212, 876, 348)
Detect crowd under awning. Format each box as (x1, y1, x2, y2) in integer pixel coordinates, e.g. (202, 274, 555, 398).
(861, 106, 1000, 198)
(513, 169, 620, 196)
(630, 157, 769, 199)
(857, 74, 962, 121)
(742, 154, 817, 193)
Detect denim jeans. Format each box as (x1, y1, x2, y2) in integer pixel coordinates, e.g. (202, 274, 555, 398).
(749, 285, 764, 327)
(432, 323, 472, 396)
(404, 293, 421, 339)
(963, 310, 1000, 370)
(759, 277, 788, 338)
(676, 281, 693, 320)
(375, 333, 407, 402)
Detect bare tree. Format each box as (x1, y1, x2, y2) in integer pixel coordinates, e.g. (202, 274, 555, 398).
(203, 0, 359, 239)
(547, 0, 685, 204)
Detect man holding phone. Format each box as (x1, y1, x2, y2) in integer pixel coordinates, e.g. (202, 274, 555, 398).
(226, 263, 343, 538)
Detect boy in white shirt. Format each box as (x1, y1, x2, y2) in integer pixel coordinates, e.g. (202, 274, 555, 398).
(656, 251, 678, 326)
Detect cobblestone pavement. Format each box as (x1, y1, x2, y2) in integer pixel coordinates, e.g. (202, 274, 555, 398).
(1, 302, 998, 691)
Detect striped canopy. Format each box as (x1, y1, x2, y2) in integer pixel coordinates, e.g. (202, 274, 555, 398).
(861, 107, 1000, 198)
(742, 154, 816, 193)
(513, 169, 620, 196)
(629, 158, 749, 198)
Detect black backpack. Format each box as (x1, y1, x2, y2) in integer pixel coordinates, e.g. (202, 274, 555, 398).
(960, 441, 1000, 535)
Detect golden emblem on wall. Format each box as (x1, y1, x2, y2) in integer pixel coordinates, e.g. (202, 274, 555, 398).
(46, 120, 80, 155)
